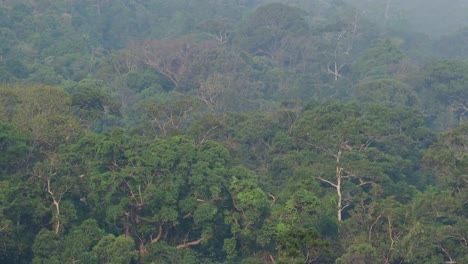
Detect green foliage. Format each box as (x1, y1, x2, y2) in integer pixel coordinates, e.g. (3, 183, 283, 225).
(93, 234, 137, 264)
(141, 242, 201, 264)
(276, 226, 326, 262)
(352, 39, 405, 79)
(0, 122, 29, 174)
(1, 1, 468, 263)
(11, 85, 83, 149)
(424, 124, 468, 192)
(68, 78, 122, 132)
(223, 237, 238, 260)
(126, 69, 162, 93)
(416, 60, 468, 130)
(238, 2, 309, 59)
(32, 229, 62, 264)
(295, 102, 365, 149)
(32, 219, 104, 263)
(353, 78, 417, 107)
(336, 243, 379, 264)
(0, 27, 16, 55)
(229, 166, 269, 228)
(433, 27, 468, 59)
(5, 58, 29, 79)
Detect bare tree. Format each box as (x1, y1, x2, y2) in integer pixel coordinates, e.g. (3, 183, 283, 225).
(93, 0, 109, 16)
(197, 19, 234, 44)
(132, 37, 194, 88)
(315, 144, 372, 221)
(145, 98, 197, 137)
(197, 73, 232, 112)
(34, 154, 73, 234)
(326, 12, 360, 80)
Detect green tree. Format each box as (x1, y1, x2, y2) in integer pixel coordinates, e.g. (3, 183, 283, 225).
(238, 2, 309, 64)
(0, 121, 29, 174)
(226, 166, 269, 257)
(424, 123, 468, 193)
(400, 187, 467, 264)
(433, 27, 468, 60)
(294, 102, 390, 221)
(68, 78, 122, 132)
(352, 78, 417, 108)
(32, 229, 62, 264)
(0, 87, 21, 121)
(276, 226, 326, 263)
(415, 60, 468, 130)
(0, 27, 16, 56)
(140, 242, 201, 264)
(336, 243, 379, 264)
(361, 105, 435, 187)
(5, 58, 29, 79)
(64, 130, 240, 260)
(32, 152, 82, 235)
(93, 234, 137, 264)
(342, 197, 412, 263)
(352, 38, 405, 79)
(32, 219, 104, 264)
(12, 85, 82, 150)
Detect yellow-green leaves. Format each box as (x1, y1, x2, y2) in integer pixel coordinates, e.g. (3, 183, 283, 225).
(1, 85, 83, 150)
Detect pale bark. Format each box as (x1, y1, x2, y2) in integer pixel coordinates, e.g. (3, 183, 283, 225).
(317, 150, 344, 221)
(176, 235, 212, 249)
(336, 160, 343, 221)
(368, 214, 382, 241)
(125, 181, 144, 208)
(197, 74, 227, 112)
(150, 223, 163, 244)
(132, 38, 194, 88)
(196, 125, 219, 147)
(327, 12, 359, 80)
(457, 101, 468, 124)
(440, 246, 456, 264)
(0, 225, 8, 232)
(47, 178, 62, 234)
(316, 146, 372, 221)
(384, 0, 392, 21)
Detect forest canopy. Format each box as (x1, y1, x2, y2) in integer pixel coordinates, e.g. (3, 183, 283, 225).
(0, 1, 467, 264)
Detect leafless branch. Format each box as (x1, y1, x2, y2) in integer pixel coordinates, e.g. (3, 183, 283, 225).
(176, 234, 213, 249)
(316, 176, 337, 188)
(151, 223, 164, 244)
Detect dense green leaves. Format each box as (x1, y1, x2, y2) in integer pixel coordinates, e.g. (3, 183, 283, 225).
(1, 1, 467, 263)
(424, 124, 468, 192)
(416, 60, 468, 130)
(0, 122, 29, 173)
(353, 78, 417, 107)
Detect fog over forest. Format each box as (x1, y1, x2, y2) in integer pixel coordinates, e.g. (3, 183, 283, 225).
(0, 1, 467, 263)
(344, 0, 468, 35)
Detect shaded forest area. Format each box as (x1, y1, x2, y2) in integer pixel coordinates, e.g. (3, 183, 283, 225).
(0, 0, 467, 263)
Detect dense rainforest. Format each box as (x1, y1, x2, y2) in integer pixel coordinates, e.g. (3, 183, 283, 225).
(0, 0, 467, 263)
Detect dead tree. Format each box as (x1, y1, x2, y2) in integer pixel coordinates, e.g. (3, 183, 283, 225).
(327, 12, 360, 80)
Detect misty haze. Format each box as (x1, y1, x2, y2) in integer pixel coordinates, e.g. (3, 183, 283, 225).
(0, 1, 466, 263)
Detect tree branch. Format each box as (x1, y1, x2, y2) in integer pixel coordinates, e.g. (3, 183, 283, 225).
(0, 225, 8, 232)
(267, 192, 276, 205)
(368, 214, 383, 241)
(316, 176, 338, 188)
(176, 234, 213, 249)
(151, 223, 164, 244)
(196, 125, 219, 147)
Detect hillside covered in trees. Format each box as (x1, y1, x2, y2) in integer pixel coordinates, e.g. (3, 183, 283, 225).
(0, 1, 467, 263)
